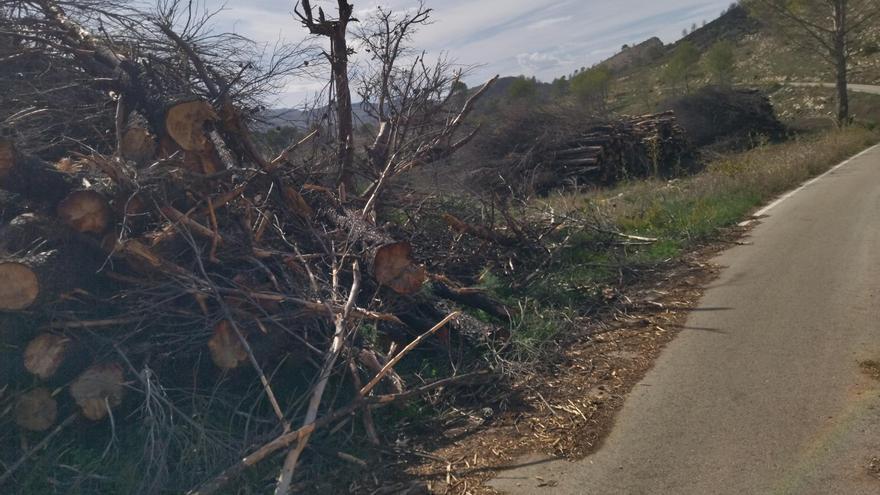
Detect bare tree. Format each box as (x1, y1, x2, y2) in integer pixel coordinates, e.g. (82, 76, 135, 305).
(295, 0, 357, 192)
(748, 0, 880, 125)
(354, 3, 497, 221)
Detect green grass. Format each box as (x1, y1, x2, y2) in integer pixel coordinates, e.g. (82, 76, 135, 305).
(492, 126, 879, 356)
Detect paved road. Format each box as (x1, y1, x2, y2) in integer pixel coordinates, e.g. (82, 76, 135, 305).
(490, 145, 880, 494)
(786, 82, 880, 95)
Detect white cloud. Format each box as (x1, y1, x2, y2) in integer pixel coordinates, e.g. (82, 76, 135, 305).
(516, 51, 572, 74)
(526, 16, 573, 31)
(205, 0, 734, 105)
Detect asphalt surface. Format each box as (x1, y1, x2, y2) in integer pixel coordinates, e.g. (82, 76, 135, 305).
(787, 82, 880, 95)
(489, 145, 880, 494)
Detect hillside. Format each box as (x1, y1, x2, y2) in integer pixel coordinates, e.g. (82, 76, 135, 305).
(604, 5, 880, 124)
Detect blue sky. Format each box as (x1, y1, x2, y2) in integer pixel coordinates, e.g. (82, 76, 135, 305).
(208, 0, 734, 106)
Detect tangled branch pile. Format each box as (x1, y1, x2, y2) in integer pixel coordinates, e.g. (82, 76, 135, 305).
(661, 86, 785, 148)
(0, 1, 509, 493)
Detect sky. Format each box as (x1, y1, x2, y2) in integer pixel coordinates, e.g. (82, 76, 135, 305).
(208, 0, 735, 107)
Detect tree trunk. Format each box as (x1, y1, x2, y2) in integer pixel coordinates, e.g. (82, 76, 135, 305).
(833, 2, 850, 127)
(331, 25, 355, 191)
(0, 215, 107, 310)
(835, 57, 850, 126)
(0, 143, 77, 207)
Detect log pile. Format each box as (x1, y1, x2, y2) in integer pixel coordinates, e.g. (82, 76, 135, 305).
(0, 2, 505, 493)
(532, 111, 696, 194)
(471, 111, 697, 196)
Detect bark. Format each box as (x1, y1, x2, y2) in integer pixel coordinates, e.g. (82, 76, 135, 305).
(0, 190, 24, 223)
(0, 216, 106, 310)
(297, 0, 356, 191)
(833, 1, 850, 126)
(331, 29, 355, 191)
(0, 146, 77, 207)
(431, 282, 511, 323)
(835, 54, 850, 126)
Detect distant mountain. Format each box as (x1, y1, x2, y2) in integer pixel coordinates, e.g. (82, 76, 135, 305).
(259, 104, 375, 130)
(601, 37, 665, 74)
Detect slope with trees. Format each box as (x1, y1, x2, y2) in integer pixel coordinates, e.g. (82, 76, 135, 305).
(746, 0, 880, 125)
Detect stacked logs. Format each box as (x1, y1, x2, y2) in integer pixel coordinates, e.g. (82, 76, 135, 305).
(539, 111, 694, 191)
(505, 111, 696, 195)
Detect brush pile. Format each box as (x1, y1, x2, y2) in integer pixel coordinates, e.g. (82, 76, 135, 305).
(661, 86, 785, 148)
(0, 1, 509, 493)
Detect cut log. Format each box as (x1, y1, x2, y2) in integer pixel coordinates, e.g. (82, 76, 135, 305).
(208, 320, 248, 370)
(0, 213, 108, 261)
(557, 157, 600, 167)
(441, 213, 518, 247)
(69, 363, 125, 421)
(556, 145, 604, 157)
(24, 333, 69, 379)
(57, 190, 112, 234)
(15, 387, 58, 432)
(165, 100, 217, 152)
(431, 282, 512, 324)
(120, 114, 156, 165)
(0, 240, 104, 312)
(0, 260, 40, 310)
(373, 242, 427, 295)
(0, 145, 78, 206)
(162, 101, 225, 175)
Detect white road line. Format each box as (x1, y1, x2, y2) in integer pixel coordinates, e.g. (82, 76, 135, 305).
(738, 143, 879, 227)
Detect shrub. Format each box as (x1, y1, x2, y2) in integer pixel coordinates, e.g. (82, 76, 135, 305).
(704, 41, 736, 86)
(571, 66, 612, 112)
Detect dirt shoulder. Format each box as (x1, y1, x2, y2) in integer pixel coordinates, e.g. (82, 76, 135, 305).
(350, 229, 747, 494)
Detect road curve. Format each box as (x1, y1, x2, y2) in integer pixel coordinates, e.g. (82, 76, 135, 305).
(786, 81, 880, 95)
(489, 145, 880, 494)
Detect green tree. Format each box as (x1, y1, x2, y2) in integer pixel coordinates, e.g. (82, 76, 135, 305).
(665, 41, 700, 94)
(571, 66, 612, 112)
(551, 76, 570, 97)
(704, 41, 736, 86)
(508, 76, 538, 100)
(747, 0, 880, 125)
(256, 125, 301, 156)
